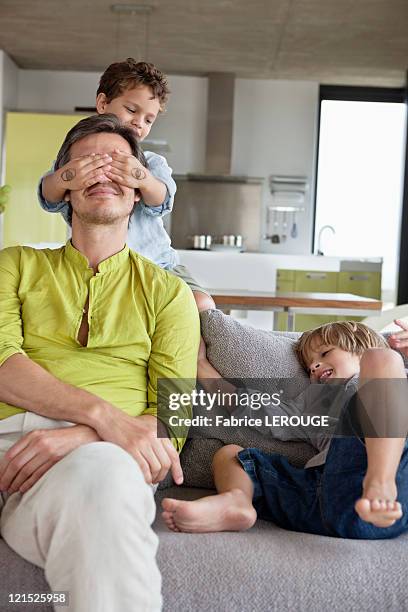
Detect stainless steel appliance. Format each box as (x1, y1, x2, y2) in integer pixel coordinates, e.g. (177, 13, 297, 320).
(169, 73, 264, 252)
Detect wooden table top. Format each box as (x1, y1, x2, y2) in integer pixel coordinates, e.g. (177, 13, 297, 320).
(208, 290, 382, 311)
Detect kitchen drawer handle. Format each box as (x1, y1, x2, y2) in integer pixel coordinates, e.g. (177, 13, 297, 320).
(349, 275, 370, 281)
(306, 273, 327, 280)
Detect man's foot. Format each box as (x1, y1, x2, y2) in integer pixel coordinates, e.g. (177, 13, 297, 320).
(355, 480, 403, 528)
(161, 489, 257, 533)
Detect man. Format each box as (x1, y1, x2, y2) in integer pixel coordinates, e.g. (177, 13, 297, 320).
(0, 114, 200, 612)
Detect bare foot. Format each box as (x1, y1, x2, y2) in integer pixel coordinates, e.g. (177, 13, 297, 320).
(161, 489, 257, 533)
(355, 480, 403, 528)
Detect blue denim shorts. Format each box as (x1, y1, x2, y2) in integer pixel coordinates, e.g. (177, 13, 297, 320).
(238, 411, 408, 539)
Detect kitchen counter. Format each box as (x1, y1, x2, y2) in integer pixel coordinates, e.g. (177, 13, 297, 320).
(177, 250, 382, 292)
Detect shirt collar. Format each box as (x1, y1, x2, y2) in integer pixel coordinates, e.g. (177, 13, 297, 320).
(64, 239, 130, 274)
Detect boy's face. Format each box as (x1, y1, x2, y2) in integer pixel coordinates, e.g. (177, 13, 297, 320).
(96, 85, 160, 142)
(306, 343, 361, 382)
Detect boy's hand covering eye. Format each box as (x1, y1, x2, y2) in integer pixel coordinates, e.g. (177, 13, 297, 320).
(58, 153, 113, 191)
(104, 148, 148, 188)
(388, 319, 408, 357)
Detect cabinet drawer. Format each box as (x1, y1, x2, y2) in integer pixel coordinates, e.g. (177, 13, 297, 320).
(295, 270, 338, 293)
(276, 269, 296, 282)
(337, 271, 381, 299)
(276, 279, 295, 292)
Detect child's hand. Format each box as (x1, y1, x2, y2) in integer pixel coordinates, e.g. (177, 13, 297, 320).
(388, 319, 408, 357)
(104, 149, 148, 188)
(57, 154, 113, 190)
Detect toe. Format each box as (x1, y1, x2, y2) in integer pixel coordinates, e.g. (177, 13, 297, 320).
(161, 497, 179, 512)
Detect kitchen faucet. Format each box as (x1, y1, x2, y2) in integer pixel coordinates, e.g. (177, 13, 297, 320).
(316, 225, 335, 256)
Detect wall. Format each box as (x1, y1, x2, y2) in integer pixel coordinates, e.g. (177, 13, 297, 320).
(10, 63, 319, 254)
(232, 79, 319, 255)
(0, 51, 18, 178)
(16, 70, 208, 176)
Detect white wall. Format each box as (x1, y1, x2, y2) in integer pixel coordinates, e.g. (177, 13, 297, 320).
(232, 79, 319, 254)
(17, 69, 99, 113)
(12, 65, 319, 253)
(16, 70, 208, 175)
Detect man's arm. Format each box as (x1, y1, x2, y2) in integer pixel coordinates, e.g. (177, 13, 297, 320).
(144, 275, 200, 451)
(0, 353, 113, 426)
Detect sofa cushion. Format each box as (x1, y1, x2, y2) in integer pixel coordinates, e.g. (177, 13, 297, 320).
(155, 487, 408, 612)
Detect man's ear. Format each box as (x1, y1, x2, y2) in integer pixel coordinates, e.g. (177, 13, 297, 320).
(64, 192, 71, 202)
(134, 189, 142, 203)
(95, 93, 108, 114)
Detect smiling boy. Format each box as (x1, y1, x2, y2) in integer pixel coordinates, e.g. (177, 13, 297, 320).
(162, 322, 408, 539)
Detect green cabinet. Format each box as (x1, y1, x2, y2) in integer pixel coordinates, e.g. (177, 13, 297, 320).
(294, 270, 338, 293)
(294, 270, 338, 331)
(275, 267, 381, 332)
(337, 272, 381, 299)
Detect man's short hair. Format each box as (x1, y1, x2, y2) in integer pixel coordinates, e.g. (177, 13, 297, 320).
(97, 58, 170, 110)
(54, 113, 147, 225)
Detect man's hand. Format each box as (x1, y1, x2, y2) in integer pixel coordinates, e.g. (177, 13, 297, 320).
(104, 148, 148, 189)
(0, 425, 100, 494)
(388, 319, 408, 357)
(56, 153, 113, 190)
(94, 411, 183, 486)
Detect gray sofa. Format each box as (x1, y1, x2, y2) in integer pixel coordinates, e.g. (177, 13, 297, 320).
(1, 309, 407, 612)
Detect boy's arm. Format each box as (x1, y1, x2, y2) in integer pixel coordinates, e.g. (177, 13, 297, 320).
(106, 150, 176, 215)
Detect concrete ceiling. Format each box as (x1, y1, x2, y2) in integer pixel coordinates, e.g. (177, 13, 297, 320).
(0, 0, 407, 86)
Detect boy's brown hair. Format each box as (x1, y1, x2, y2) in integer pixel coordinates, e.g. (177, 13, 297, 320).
(97, 58, 170, 110)
(295, 321, 388, 371)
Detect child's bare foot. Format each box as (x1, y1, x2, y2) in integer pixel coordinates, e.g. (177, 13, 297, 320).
(161, 489, 257, 533)
(355, 479, 403, 528)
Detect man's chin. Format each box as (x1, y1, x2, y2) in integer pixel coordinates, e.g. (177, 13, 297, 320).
(73, 211, 129, 226)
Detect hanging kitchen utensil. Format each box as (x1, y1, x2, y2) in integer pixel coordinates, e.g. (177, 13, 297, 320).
(281, 211, 288, 242)
(271, 210, 280, 243)
(290, 211, 298, 238)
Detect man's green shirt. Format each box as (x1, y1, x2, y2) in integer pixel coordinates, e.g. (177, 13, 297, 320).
(0, 241, 200, 450)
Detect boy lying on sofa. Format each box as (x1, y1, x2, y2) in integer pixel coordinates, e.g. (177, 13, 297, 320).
(162, 321, 408, 539)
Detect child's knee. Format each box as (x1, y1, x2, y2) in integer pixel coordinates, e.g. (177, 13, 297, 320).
(212, 444, 243, 469)
(192, 291, 216, 312)
(361, 347, 404, 370)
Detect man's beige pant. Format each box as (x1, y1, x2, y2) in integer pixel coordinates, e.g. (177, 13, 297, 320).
(0, 412, 162, 612)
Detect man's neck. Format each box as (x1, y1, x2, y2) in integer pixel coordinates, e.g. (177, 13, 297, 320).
(71, 221, 128, 272)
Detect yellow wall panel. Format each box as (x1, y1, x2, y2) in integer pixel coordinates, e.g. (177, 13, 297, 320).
(3, 112, 87, 247)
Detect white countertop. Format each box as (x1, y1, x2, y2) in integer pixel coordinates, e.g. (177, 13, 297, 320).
(177, 250, 382, 292)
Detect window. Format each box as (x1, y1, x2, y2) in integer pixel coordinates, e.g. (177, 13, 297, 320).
(314, 86, 407, 304)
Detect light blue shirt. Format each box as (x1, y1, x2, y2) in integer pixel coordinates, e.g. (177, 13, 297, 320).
(38, 151, 179, 269)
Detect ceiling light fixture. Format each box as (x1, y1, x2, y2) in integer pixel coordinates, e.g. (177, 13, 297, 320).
(111, 3, 154, 62)
(110, 4, 154, 15)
